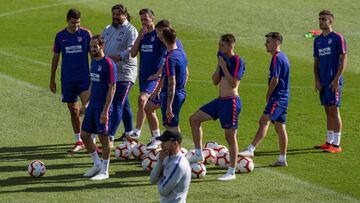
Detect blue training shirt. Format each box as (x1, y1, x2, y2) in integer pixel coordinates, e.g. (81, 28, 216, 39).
(217, 51, 245, 80)
(162, 48, 188, 94)
(139, 30, 166, 80)
(90, 56, 117, 102)
(53, 27, 92, 82)
(313, 31, 347, 86)
(268, 51, 290, 108)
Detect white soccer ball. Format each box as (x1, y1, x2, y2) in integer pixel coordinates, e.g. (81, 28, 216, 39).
(216, 151, 230, 168)
(185, 149, 195, 160)
(236, 157, 254, 173)
(115, 143, 131, 160)
(28, 160, 46, 178)
(142, 155, 157, 172)
(124, 140, 136, 152)
(213, 145, 229, 155)
(202, 148, 216, 165)
(190, 163, 206, 179)
(132, 143, 147, 159)
(147, 147, 161, 158)
(204, 141, 218, 149)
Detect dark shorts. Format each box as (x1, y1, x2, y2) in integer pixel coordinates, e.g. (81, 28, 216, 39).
(320, 85, 342, 107)
(263, 99, 287, 124)
(61, 79, 90, 103)
(139, 78, 160, 95)
(161, 91, 186, 127)
(82, 101, 112, 135)
(200, 96, 242, 129)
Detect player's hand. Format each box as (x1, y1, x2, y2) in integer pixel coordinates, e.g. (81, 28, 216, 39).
(330, 78, 339, 92)
(315, 80, 323, 91)
(100, 111, 108, 124)
(218, 56, 226, 69)
(49, 80, 56, 93)
(158, 149, 169, 161)
(139, 27, 147, 39)
(150, 88, 161, 101)
(109, 55, 121, 62)
(166, 106, 174, 121)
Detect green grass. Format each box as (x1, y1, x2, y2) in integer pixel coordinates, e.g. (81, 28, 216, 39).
(1, 0, 360, 202)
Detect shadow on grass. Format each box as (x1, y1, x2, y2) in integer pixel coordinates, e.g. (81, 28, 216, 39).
(254, 147, 324, 157)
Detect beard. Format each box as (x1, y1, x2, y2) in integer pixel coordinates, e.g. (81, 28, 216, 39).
(91, 51, 99, 58)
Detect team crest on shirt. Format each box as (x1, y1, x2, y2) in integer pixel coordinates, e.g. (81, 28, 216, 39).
(150, 36, 155, 42)
(328, 39, 332, 44)
(98, 65, 102, 71)
(77, 36, 82, 42)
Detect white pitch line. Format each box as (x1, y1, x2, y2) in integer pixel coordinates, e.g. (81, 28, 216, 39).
(0, 0, 96, 18)
(0, 49, 49, 67)
(0, 72, 44, 91)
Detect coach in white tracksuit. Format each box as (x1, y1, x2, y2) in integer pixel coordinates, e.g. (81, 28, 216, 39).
(150, 131, 191, 203)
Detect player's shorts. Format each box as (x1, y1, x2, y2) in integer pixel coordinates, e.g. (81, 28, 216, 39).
(320, 85, 342, 107)
(200, 96, 242, 129)
(61, 79, 90, 103)
(139, 77, 160, 95)
(263, 99, 287, 124)
(82, 101, 112, 135)
(161, 91, 186, 127)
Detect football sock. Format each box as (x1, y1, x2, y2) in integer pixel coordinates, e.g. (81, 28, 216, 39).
(90, 151, 101, 166)
(102, 159, 110, 174)
(228, 167, 236, 175)
(333, 132, 341, 146)
(195, 149, 203, 157)
(134, 128, 141, 136)
(248, 144, 256, 153)
(326, 130, 334, 144)
(91, 134, 97, 144)
(279, 154, 286, 162)
(75, 133, 82, 142)
(152, 129, 161, 138)
(109, 135, 115, 142)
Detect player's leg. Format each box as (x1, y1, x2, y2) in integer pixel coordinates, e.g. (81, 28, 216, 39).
(145, 100, 161, 148)
(130, 92, 150, 139)
(218, 128, 238, 181)
(325, 105, 342, 153)
(163, 92, 185, 136)
(315, 87, 334, 149)
(270, 121, 288, 167)
(67, 102, 84, 152)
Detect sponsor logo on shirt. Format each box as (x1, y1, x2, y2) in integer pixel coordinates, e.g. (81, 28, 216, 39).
(90, 73, 100, 82)
(65, 45, 82, 54)
(141, 44, 153, 53)
(319, 47, 331, 56)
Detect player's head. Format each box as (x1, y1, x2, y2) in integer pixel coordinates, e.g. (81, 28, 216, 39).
(219, 34, 236, 54)
(155, 20, 171, 40)
(157, 130, 182, 154)
(318, 10, 334, 30)
(66, 9, 81, 31)
(265, 32, 282, 53)
(90, 35, 105, 58)
(139, 8, 155, 28)
(112, 4, 130, 27)
(161, 27, 177, 46)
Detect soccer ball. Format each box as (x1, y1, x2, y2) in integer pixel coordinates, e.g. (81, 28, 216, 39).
(147, 147, 161, 158)
(142, 155, 157, 172)
(115, 143, 131, 160)
(236, 157, 254, 173)
(213, 145, 229, 155)
(124, 140, 136, 152)
(185, 149, 195, 160)
(190, 163, 206, 179)
(28, 160, 46, 178)
(181, 147, 188, 155)
(132, 143, 147, 159)
(202, 148, 216, 165)
(204, 141, 218, 149)
(216, 151, 230, 168)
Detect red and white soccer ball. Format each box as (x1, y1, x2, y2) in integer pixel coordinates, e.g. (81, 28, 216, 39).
(216, 151, 230, 168)
(213, 145, 229, 155)
(124, 140, 136, 152)
(202, 148, 217, 165)
(142, 154, 157, 172)
(180, 147, 188, 155)
(147, 147, 161, 158)
(28, 160, 46, 178)
(132, 143, 147, 159)
(185, 149, 195, 160)
(236, 157, 254, 173)
(204, 141, 218, 149)
(190, 163, 206, 179)
(115, 143, 132, 160)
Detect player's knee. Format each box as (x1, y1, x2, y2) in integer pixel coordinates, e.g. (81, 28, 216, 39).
(189, 114, 200, 126)
(138, 96, 147, 107)
(68, 106, 80, 117)
(144, 103, 153, 114)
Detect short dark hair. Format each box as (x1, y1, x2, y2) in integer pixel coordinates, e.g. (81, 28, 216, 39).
(220, 34, 236, 44)
(155, 19, 171, 30)
(67, 8, 81, 21)
(162, 27, 176, 44)
(319, 10, 334, 19)
(112, 4, 131, 22)
(91, 35, 105, 47)
(265, 32, 283, 44)
(139, 8, 154, 17)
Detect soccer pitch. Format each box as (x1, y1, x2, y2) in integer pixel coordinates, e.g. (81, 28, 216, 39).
(0, 0, 359, 202)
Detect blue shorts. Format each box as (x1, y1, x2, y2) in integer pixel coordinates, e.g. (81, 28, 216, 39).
(82, 101, 112, 135)
(161, 91, 186, 127)
(200, 96, 242, 129)
(139, 78, 160, 95)
(320, 85, 342, 107)
(61, 79, 90, 103)
(264, 99, 287, 124)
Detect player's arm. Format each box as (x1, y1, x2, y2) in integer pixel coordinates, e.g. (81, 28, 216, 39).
(330, 53, 347, 92)
(100, 83, 116, 124)
(150, 150, 168, 184)
(218, 57, 238, 88)
(158, 160, 184, 196)
(80, 83, 91, 115)
(166, 76, 176, 120)
(313, 57, 322, 91)
(185, 65, 189, 85)
(50, 53, 60, 93)
(114, 27, 139, 62)
(266, 76, 279, 103)
(212, 66, 221, 85)
(130, 27, 146, 58)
